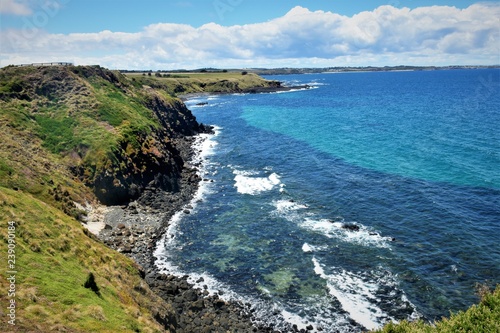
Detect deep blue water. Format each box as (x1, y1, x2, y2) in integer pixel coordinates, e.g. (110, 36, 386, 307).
(155, 69, 500, 332)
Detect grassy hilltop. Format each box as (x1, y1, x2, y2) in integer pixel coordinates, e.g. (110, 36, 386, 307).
(125, 71, 283, 96)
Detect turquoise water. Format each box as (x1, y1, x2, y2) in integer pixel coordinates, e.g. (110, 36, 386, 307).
(242, 71, 500, 189)
(155, 69, 500, 332)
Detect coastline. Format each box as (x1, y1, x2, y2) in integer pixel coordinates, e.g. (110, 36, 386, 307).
(96, 132, 289, 332)
(89, 79, 316, 332)
(178, 84, 311, 101)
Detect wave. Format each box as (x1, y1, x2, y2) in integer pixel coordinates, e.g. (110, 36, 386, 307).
(233, 169, 282, 195)
(154, 126, 221, 264)
(272, 199, 393, 249)
(312, 257, 419, 330)
(301, 218, 394, 249)
(302, 242, 328, 253)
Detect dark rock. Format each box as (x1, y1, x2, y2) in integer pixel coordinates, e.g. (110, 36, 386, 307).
(341, 223, 360, 232)
(214, 299, 226, 309)
(183, 289, 198, 302)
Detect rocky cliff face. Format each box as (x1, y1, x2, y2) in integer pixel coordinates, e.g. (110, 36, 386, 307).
(0, 65, 210, 206)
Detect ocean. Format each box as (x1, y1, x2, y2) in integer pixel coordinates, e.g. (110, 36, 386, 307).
(154, 69, 500, 332)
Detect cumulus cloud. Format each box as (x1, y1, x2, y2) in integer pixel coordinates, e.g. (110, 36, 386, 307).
(1, 4, 499, 68)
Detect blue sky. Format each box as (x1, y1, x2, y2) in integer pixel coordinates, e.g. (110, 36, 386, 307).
(1, 0, 499, 69)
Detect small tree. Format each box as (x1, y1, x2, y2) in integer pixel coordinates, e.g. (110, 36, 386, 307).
(241, 71, 248, 75)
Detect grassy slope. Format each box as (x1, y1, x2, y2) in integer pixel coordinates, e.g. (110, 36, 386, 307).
(0, 187, 172, 332)
(0, 65, 182, 332)
(0, 66, 158, 202)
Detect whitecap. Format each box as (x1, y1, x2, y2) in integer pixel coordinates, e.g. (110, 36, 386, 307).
(312, 257, 384, 330)
(273, 199, 308, 214)
(310, 257, 421, 330)
(300, 218, 393, 249)
(302, 243, 314, 253)
(302, 242, 328, 253)
(233, 170, 281, 195)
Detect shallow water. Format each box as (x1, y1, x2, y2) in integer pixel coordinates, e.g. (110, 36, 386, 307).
(155, 69, 500, 332)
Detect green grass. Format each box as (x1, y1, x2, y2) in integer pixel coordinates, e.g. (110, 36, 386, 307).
(35, 111, 78, 154)
(0, 187, 172, 333)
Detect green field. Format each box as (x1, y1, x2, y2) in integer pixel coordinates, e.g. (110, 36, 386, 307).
(125, 71, 279, 96)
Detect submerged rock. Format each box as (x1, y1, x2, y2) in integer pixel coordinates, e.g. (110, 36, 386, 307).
(341, 223, 360, 232)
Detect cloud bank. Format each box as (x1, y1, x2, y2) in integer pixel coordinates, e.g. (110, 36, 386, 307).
(0, 0, 32, 16)
(1, 4, 499, 68)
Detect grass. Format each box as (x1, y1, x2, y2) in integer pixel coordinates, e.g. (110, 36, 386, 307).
(0, 187, 173, 333)
(0, 65, 165, 189)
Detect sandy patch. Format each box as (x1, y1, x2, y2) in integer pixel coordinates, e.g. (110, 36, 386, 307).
(76, 201, 110, 235)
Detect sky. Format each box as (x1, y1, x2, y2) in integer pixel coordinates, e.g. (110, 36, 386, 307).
(0, 0, 499, 69)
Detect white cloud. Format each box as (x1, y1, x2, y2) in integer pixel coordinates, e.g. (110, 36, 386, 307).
(1, 4, 499, 69)
(0, 0, 32, 15)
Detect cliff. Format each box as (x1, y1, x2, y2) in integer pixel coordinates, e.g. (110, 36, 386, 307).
(0, 65, 210, 332)
(0, 65, 210, 207)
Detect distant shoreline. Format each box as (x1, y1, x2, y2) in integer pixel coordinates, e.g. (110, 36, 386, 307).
(117, 65, 500, 76)
(178, 85, 311, 101)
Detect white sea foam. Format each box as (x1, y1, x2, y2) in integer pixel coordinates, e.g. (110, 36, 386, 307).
(312, 258, 388, 330)
(302, 243, 314, 253)
(301, 218, 393, 249)
(301, 242, 328, 253)
(233, 170, 281, 195)
(154, 126, 221, 268)
(274, 199, 308, 213)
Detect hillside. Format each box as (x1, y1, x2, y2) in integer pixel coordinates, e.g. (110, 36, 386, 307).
(0, 65, 210, 206)
(0, 65, 209, 332)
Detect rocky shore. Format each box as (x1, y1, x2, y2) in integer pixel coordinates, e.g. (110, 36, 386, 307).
(95, 136, 303, 332)
(178, 84, 311, 102)
(88, 80, 319, 332)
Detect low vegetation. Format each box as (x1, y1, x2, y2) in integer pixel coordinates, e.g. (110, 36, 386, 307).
(0, 65, 189, 332)
(373, 284, 499, 332)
